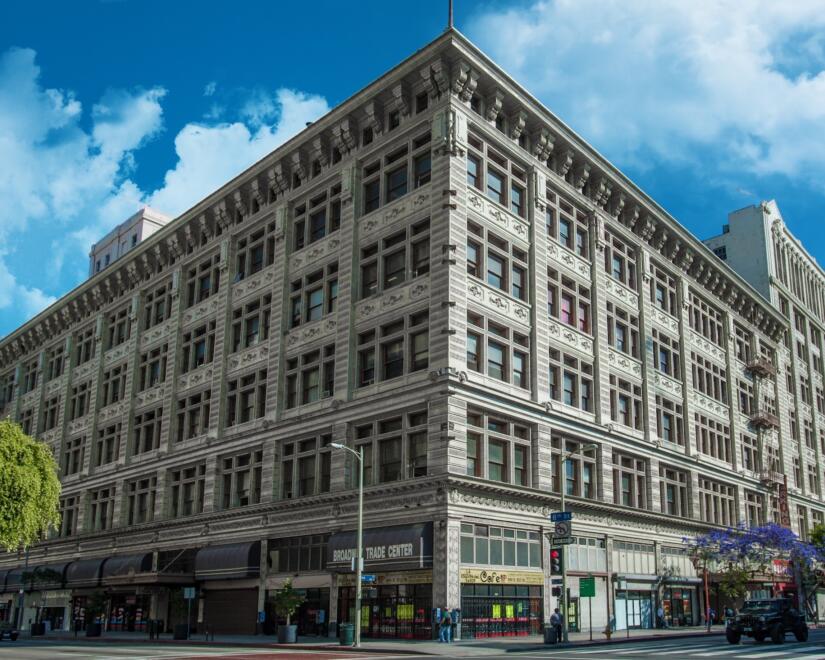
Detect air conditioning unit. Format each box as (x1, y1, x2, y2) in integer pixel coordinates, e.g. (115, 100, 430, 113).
(322, 390, 332, 398)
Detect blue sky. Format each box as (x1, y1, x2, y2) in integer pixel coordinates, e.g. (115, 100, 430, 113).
(1, 0, 825, 337)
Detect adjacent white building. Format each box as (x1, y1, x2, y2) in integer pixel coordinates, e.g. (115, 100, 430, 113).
(89, 207, 171, 277)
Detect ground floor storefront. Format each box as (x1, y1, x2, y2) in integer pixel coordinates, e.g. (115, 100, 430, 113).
(459, 569, 543, 638)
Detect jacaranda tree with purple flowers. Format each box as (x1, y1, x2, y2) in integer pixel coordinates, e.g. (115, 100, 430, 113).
(685, 523, 825, 615)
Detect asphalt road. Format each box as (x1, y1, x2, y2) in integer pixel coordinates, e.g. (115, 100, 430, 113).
(503, 628, 825, 660)
(1, 631, 823, 659)
(0, 641, 404, 660)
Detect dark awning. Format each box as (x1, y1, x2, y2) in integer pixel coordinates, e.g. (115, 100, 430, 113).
(195, 541, 260, 580)
(4, 568, 28, 593)
(327, 522, 433, 572)
(65, 558, 107, 588)
(30, 563, 72, 590)
(102, 553, 153, 581)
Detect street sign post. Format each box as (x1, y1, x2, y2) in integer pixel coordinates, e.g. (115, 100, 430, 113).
(182, 587, 196, 640)
(554, 521, 571, 537)
(580, 576, 596, 641)
(550, 536, 574, 546)
(549, 512, 573, 522)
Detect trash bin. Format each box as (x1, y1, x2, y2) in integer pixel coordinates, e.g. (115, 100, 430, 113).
(339, 623, 354, 646)
(544, 626, 558, 644)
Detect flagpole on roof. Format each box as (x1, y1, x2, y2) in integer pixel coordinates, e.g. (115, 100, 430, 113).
(448, 0, 454, 29)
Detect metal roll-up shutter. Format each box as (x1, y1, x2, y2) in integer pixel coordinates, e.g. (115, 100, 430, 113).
(202, 588, 258, 634)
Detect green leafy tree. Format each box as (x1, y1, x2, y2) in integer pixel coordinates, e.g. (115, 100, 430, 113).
(0, 419, 61, 551)
(811, 523, 825, 551)
(273, 579, 305, 626)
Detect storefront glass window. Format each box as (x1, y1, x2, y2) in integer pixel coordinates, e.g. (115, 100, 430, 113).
(460, 524, 541, 568)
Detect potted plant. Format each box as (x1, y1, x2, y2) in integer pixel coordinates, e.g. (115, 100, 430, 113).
(273, 580, 304, 643)
(84, 591, 107, 637)
(169, 589, 191, 640)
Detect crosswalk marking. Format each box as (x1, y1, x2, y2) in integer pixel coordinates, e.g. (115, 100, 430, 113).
(737, 646, 825, 659)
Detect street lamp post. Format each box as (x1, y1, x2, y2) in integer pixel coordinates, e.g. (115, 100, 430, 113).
(331, 443, 364, 648)
(559, 443, 597, 644)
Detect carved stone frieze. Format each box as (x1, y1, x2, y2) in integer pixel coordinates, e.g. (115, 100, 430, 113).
(466, 190, 529, 245)
(607, 348, 642, 378)
(604, 277, 639, 306)
(546, 241, 590, 280)
(651, 307, 680, 334)
(135, 384, 165, 409)
(688, 330, 726, 364)
(182, 297, 220, 326)
(71, 360, 95, 384)
(103, 342, 130, 367)
(227, 343, 269, 374)
(98, 400, 128, 424)
(691, 391, 728, 417)
(178, 366, 213, 392)
(360, 192, 430, 240)
(231, 265, 276, 300)
(547, 319, 593, 354)
(139, 318, 174, 350)
(290, 238, 341, 272)
(653, 372, 683, 397)
(67, 414, 91, 435)
(285, 317, 337, 349)
(466, 279, 530, 327)
(356, 278, 429, 322)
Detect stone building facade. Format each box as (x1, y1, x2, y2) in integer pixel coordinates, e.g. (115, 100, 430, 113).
(706, 202, 825, 538)
(0, 29, 820, 637)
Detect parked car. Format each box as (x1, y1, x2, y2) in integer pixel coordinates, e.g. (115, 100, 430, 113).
(0, 622, 19, 641)
(726, 598, 808, 644)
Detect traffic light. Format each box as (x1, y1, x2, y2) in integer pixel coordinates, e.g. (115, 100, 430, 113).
(550, 548, 564, 575)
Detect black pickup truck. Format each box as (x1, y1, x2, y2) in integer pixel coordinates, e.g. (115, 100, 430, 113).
(726, 598, 808, 644)
(0, 622, 19, 641)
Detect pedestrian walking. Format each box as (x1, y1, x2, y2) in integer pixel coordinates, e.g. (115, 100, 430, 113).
(549, 607, 563, 642)
(656, 605, 667, 629)
(439, 608, 452, 643)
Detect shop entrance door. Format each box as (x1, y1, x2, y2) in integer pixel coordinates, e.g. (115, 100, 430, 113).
(664, 588, 694, 626)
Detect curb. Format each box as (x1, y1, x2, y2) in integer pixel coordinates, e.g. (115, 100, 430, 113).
(32, 636, 430, 654)
(507, 630, 725, 652)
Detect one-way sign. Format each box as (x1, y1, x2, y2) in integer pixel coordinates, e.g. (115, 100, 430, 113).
(549, 512, 572, 522)
(551, 536, 574, 546)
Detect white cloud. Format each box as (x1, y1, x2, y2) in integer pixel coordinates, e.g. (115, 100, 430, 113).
(203, 81, 217, 97)
(0, 48, 329, 335)
(148, 89, 330, 216)
(468, 1, 825, 181)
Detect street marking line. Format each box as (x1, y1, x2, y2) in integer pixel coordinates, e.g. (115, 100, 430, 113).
(737, 649, 819, 659)
(655, 644, 725, 655)
(692, 647, 753, 656)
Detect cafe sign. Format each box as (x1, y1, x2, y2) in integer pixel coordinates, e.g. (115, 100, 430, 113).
(460, 568, 544, 586)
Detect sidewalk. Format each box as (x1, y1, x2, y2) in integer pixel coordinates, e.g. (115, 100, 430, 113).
(36, 625, 725, 656)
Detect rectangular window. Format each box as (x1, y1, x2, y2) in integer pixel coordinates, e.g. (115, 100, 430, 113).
(133, 407, 162, 455)
(660, 466, 689, 518)
(359, 219, 429, 298)
(353, 411, 428, 486)
(362, 133, 430, 214)
(176, 390, 211, 441)
(181, 321, 217, 373)
(357, 310, 428, 387)
(221, 449, 263, 508)
(143, 281, 173, 330)
(284, 345, 335, 408)
(547, 268, 590, 333)
(281, 434, 333, 498)
(138, 344, 168, 391)
(230, 295, 272, 352)
(226, 370, 267, 426)
(169, 463, 206, 517)
(89, 486, 116, 531)
(126, 476, 157, 525)
(185, 253, 221, 307)
(467, 410, 531, 486)
(95, 423, 121, 466)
